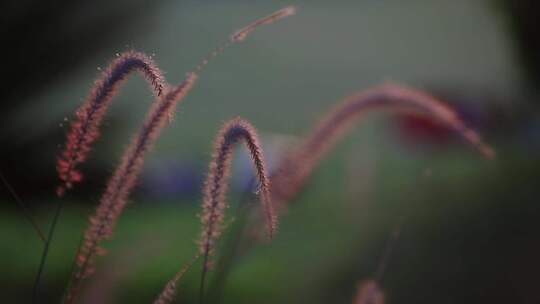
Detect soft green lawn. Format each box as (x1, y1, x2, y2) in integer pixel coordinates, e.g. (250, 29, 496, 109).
(3, 147, 536, 303)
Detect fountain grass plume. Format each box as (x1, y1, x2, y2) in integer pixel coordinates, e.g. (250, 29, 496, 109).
(199, 117, 274, 266)
(56, 2, 296, 195)
(56, 51, 166, 197)
(197, 117, 273, 302)
(270, 83, 495, 209)
(153, 255, 200, 304)
(353, 280, 385, 304)
(230, 6, 296, 42)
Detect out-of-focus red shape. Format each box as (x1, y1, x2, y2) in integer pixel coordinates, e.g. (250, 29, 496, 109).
(396, 114, 454, 144)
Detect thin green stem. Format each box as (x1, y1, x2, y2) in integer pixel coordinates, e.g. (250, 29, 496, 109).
(32, 198, 64, 303)
(0, 171, 45, 242)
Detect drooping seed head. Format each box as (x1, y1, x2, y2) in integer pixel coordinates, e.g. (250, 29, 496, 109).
(198, 117, 274, 272)
(56, 51, 166, 196)
(230, 6, 296, 42)
(270, 83, 495, 209)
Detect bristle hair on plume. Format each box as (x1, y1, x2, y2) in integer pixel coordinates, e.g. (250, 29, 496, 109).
(270, 83, 495, 208)
(353, 280, 384, 304)
(230, 5, 296, 42)
(199, 117, 274, 272)
(56, 51, 166, 197)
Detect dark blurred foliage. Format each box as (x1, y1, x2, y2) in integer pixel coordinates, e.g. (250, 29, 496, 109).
(321, 157, 540, 304)
(0, 0, 164, 199)
(498, 0, 540, 90)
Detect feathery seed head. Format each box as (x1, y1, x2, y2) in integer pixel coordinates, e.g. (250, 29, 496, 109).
(56, 51, 166, 197)
(230, 6, 296, 42)
(198, 118, 274, 273)
(271, 83, 495, 209)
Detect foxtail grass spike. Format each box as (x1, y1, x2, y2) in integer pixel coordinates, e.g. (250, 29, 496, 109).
(230, 6, 296, 42)
(197, 118, 273, 302)
(353, 280, 385, 304)
(194, 6, 297, 73)
(153, 255, 200, 304)
(56, 51, 166, 197)
(270, 83, 495, 209)
(199, 118, 274, 266)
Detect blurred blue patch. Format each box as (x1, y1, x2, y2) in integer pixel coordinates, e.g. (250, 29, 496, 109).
(140, 159, 203, 200)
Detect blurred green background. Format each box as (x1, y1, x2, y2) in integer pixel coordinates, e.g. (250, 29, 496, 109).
(1, 0, 539, 303)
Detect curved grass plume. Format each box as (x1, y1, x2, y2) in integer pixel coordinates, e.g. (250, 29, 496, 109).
(196, 117, 273, 302)
(270, 83, 495, 211)
(56, 51, 166, 197)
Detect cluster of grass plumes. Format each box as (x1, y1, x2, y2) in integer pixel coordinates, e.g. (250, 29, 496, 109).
(46, 6, 296, 304)
(29, 5, 500, 303)
(64, 66, 198, 304)
(155, 84, 494, 303)
(149, 83, 494, 304)
(270, 83, 495, 211)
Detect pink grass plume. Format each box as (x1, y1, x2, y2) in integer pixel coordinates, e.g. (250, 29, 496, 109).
(353, 280, 385, 304)
(56, 51, 165, 197)
(199, 117, 274, 273)
(230, 6, 296, 42)
(271, 83, 495, 209)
